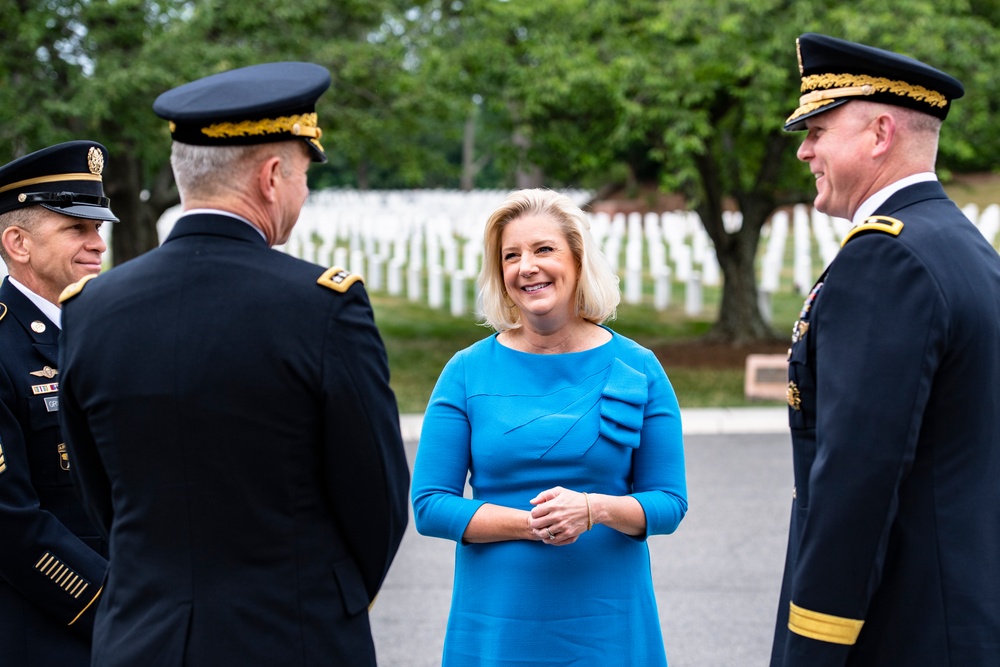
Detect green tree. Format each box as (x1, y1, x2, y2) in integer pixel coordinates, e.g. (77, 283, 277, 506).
(408, 0, 1000, 343)
(0, 1, 189, 262)
(0, 0, 432, 264)
(3, 0, 997, 344)
(637, 0, 1000, 342)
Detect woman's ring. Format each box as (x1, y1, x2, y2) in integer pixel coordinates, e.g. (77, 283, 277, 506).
(546, 528, 556, 539)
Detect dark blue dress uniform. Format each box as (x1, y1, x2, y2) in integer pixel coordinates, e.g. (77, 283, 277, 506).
(0, 141, 117, 666)
(772, 35, 1000, 667)
(0, 281, 108, 665)
(58, 63, 410, 667)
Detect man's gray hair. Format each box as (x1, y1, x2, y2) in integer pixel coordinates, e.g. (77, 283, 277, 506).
(170, 142, 264, 200)
(170, 141, 302, 202)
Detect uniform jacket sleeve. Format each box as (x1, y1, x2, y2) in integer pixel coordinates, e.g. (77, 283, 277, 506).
(0, 360, 106, 638)
(782, 234, 945, 665)
(321, 282, 410, 604)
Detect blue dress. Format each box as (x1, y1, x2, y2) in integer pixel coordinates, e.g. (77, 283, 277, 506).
(412, 329, 688, 666)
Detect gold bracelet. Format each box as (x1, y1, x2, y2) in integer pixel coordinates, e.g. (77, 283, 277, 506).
(583, 492, 593, 531)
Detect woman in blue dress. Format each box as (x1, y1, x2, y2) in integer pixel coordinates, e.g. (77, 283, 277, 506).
(411, 189, 688, 666)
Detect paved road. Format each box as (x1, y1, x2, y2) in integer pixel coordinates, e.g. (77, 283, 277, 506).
(371, 429, 793, 667)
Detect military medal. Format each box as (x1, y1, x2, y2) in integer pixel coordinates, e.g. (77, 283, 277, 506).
(798, 282, 824, 319)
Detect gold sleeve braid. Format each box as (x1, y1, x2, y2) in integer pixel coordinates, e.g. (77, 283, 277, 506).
(788, 601, 864, 645)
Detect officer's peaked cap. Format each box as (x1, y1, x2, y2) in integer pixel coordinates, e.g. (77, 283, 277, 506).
(0, 141, 119, 222)
(153, 62, 332, 163)
(785, 33, 964, 131)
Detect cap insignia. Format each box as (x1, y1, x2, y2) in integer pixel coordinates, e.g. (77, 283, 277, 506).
(87, 146, 104, 175)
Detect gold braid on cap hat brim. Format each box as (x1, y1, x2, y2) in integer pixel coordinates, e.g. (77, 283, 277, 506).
(191, 112, 324, 151)
(787, 72, 948, 123)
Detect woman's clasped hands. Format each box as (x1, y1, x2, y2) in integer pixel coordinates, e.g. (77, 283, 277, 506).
(528, 486, 592, 546)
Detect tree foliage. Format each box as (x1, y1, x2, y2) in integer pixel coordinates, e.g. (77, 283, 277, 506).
(0, 0, 429, 261)
(1, 0, 998, 341)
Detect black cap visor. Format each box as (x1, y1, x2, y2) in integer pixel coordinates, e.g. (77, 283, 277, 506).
(40, 201, 120, 223)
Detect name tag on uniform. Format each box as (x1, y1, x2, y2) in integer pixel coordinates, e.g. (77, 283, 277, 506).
(31, 383, 59, 395)
(44, 396, 60, 413)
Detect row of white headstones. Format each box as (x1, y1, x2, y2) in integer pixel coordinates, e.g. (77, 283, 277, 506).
(146, 190, 1000, 320)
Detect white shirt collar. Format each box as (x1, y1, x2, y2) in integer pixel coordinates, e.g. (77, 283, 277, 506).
(7, 275, 61, 329)
(852, 172, 937, 226)
(180, 208, 267, 241)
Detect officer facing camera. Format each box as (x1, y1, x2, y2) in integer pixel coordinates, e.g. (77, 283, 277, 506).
(772, 33, 1000, 667)
(0, 140, 117, 666)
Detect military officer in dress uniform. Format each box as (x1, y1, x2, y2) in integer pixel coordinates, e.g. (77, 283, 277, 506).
(0, 140, 117, 665)
(771, 34, 1000, 666)
(58, 62, 410, 667)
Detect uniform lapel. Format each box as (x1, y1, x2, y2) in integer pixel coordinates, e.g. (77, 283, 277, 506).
(0, 278, 60, 365)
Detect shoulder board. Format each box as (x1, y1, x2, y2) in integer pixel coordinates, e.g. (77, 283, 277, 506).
(840, 215, 904, 248)
(317, 266, 363, 293)
(58, 274, 98, 304)
(0, 301, 6, 323)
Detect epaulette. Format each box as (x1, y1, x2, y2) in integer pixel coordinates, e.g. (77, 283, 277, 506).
(840, 215, 904, 247)
(58, 274, 98, 304)
(317, 266, 364, 293)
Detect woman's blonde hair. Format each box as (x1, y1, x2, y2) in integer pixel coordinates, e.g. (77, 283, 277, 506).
(478, 188, 620, 332)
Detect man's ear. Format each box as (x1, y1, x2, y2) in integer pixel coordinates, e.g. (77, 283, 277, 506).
(871, 113, 897, 158)
(257, 156, 283, 203)
(1, 225, 30, 265)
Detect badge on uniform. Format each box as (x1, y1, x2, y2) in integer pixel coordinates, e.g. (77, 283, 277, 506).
(791, 320, 810, 344)
(30, 366, 58, 378)
(0, 440, 6, 475)
(57, 443, 70, 471)
(44, 396, 59, 413)
(31, 382, 59, 395)
(317, 266, 363, 293)
(787, 381, 802, 411)
(30, 320, 47, 333)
